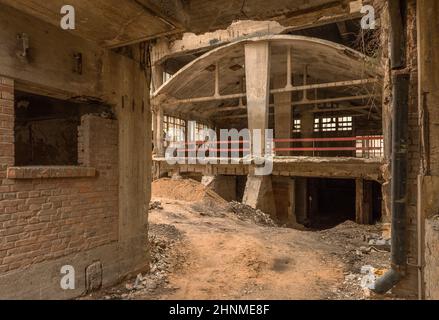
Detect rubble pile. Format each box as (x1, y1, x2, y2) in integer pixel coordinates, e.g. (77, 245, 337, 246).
(319, 221, 391, 299)
(228, 201, 277, 227)
(103, 224, 183, 300)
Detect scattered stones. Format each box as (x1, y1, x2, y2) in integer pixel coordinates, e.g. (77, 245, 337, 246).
(228, 201, 277, 227)
(368, 238, 391, 251)
(149, 201, 163, 210)
(318, 221, 391, 300)
(100, 223, 184, 300)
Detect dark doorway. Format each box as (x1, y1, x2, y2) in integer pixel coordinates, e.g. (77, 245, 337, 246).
(307, 178, 356, 229)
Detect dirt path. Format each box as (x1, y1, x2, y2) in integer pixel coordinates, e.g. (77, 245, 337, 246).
(91, 179, 391, 300)
(144, 199, 346, 300)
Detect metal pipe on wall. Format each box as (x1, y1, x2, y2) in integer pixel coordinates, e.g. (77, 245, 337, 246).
(373, 0, 410, 294)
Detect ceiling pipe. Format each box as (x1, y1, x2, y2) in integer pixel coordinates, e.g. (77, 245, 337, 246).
(373, 0, 410, 294)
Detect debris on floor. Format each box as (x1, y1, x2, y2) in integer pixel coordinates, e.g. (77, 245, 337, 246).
(95, 224, 185, 300)
(89, 180, 392, 300)
(149, 200, 163, 210)
(228, 201, 277, 227)
(318, 221, 391, 299)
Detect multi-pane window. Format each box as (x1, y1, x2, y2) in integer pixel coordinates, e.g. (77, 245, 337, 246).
(314, 116, 353, 132)
(322, 117, 337, 132)
(293, 119, 301, 133)
(338, 116, 353, 131)
(164, 115, 186, 142)
(314, 118, 320, 132)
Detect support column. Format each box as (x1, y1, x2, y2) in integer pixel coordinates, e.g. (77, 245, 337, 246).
(289, 178, 298, 226)
(242, 175, 276, 217)
(152, 64, 165, 157)
(356, 178, 373, 225)
(295, 177, 309, 225)
(154, 107, 164, 157)
(274, 77, 292, 156)
(242, 42, 274, 215)
(418, 0, 439, 300)
(245, 41, 271, 156)
(115, 55, 151, 274)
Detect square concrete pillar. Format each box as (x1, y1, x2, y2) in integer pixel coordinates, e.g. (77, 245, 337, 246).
(245, 42, 271, 156)
(242, 175, 277, 218)
(153, 106, 164, 157)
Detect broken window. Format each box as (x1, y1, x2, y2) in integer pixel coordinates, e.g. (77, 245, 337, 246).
(322, 117, 337, 132)
(164, 115, 186, 142)
(314, 116, 353, 133)
(337, 116, 353, 131)
(14, 91, 110, 166)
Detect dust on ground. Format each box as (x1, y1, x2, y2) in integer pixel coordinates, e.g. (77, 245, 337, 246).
(88, 178, 392, 300)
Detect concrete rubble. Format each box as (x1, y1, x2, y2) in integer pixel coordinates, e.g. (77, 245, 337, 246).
(228, 201, 277, 227)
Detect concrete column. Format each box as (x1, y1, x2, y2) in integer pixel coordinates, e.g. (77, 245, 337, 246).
(154, 107, 165, 157)
(289, 178, 298, 225)
(243, 175, 276, 218)
(152, 63, 164, 92)
(274, 77, 292, 156)
(245, 41, 271, 156)
(356, 179, 373, 225)
(308, 178, 319, 223)
(152, 64, 165, 157)
(152, 107, 158, 155)
(295, 177, 309, 225)
(116, 58, 151, 274)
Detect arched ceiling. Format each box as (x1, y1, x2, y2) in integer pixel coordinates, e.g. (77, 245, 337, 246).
(153, 35, 381, 124)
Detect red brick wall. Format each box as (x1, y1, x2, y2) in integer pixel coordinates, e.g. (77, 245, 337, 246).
(0, 77, 14, 166)
(393, 0, 420, 297)
(0, 77, 119, 274)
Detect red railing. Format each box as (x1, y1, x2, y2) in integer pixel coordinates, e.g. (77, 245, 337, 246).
(164, 136, 384, 159)
(272, 135, 384, 158)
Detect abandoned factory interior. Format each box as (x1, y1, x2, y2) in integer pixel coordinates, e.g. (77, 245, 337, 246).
(0, 0, 439, 301)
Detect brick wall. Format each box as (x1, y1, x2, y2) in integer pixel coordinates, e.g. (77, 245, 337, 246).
(393, 0, 420, 297)
(0, 77, 119, 274)
(0, 77, 14, 166)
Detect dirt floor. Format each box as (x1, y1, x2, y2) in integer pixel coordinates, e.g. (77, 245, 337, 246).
(87, 178, 394, 300)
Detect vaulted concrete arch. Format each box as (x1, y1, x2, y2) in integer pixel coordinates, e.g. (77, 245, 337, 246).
(152, 35, 381, 124)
